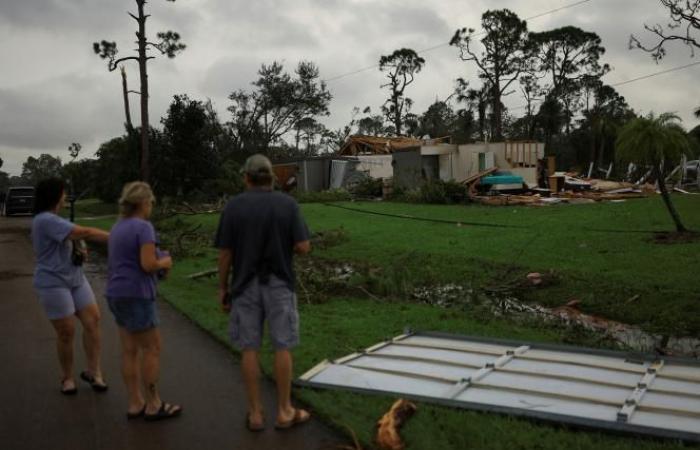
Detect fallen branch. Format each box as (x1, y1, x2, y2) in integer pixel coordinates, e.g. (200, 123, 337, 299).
(186, 268, 218, 280)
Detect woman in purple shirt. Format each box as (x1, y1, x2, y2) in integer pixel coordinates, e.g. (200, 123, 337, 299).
(32, 178, 110, 395)
(106, 182, 181, 421)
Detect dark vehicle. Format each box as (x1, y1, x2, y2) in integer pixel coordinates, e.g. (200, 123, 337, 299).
(3, 187, 35, 216)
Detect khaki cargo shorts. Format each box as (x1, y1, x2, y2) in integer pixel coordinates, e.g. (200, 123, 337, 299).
(228, 275, 299, 350)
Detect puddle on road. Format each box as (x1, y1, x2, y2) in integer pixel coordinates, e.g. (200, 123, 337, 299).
(0, 271, 32, 280)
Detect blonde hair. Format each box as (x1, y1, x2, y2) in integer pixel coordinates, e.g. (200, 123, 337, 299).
(119, 181, 155, 217)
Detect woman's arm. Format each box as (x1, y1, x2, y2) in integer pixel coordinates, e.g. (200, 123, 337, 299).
(69, 225, 109, 243)
(140, 242, 172, 273)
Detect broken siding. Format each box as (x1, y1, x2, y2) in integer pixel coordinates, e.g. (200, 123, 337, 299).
(356, 155, 394, 179)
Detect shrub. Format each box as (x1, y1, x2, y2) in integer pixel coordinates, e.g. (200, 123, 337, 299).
(419, 180, 469, 204)
(350, 177, 383, 198)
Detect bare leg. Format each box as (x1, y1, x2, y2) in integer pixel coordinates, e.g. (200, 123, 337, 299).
(118, 327, 144, 413)
(274, 350, 310, 425)
(134, 328, 163, 414)
(242, 350, 263, 425)
(50, 317, 76, 389)
(274, 350, 294, 420)
(75, 303, 103, 382)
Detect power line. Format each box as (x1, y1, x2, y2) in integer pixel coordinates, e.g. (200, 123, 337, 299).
(324, 0, 595, 83)
(611, 61, 700, 87)
(506, 60, 700, 111)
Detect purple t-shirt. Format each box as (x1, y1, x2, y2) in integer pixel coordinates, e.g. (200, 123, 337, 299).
(106, 217, 157, 300)
(32, 212, 83, 289)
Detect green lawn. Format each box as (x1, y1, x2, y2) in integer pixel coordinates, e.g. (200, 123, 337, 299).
(160, 259, 690, 450)
(77, 196, 700, 449)
(159, 195, 700, 337)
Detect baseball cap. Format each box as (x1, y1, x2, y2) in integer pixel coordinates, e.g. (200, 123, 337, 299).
(241, 154, 274, 176)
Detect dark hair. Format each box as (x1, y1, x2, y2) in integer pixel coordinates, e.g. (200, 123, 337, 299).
(34, 178, 65, 215)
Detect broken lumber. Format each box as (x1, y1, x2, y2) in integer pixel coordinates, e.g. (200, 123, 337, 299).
(376, 399, 417, 450)
(461, 167, 498, 185)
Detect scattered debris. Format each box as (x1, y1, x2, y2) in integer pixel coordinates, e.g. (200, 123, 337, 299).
(460, 167, 498, 186)
(624, 294, 640, 305)
(376, 399, 417, 450)
(526, 272, 543, 286)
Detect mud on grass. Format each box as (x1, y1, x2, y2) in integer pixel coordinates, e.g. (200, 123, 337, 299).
(650, 231, 700, 245)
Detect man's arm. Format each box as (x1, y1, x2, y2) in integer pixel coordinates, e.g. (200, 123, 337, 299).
(217, 249, 233, 312)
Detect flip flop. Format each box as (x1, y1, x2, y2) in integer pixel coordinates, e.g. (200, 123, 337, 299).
(127, 405, 146, 420)
(246, 413, 265, 432)
(144, 402, 182, 422)
(274, 408, 311, 430)
(60, 378, 77, 396)
(80, 371, 109, 393)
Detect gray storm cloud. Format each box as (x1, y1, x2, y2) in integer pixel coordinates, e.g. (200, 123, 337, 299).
(0, 0, 698, 175)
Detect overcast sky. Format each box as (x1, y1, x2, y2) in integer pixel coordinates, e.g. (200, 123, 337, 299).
(1, 0, 699, 175)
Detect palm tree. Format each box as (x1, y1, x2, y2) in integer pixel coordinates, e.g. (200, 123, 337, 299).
(616, 113, 692, 233)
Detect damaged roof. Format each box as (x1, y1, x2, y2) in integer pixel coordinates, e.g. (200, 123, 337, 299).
(338, 135, 425, 156)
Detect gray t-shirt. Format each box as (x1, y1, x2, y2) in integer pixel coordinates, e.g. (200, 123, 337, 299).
(32, 212, 83, 289)
(214, 189, 310, 296)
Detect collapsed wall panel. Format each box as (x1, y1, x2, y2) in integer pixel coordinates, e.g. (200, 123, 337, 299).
(298, 332, 700, 443)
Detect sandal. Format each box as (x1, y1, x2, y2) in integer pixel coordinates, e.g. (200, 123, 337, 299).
(144, 402, 182, 422)
(246, 413, 265, 432)
(127, 405, 146, 420)
(274, 408, 311, 430)
(80, 371, 109, 393)
(60, 378, 77, 396)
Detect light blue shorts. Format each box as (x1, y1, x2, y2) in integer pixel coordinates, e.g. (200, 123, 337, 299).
(36, 278, 96, 320)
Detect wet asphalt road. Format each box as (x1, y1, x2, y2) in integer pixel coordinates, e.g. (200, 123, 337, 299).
(0, 215, 342, 450)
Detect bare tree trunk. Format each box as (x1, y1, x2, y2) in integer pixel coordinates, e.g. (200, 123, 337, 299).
(655, 165, 687, 233)
(394, 96, 402, 136)
(120, 66, 134, 132)
(137, 0, 150, 182)
(490, 80, 502, 141)
(478, 98, 486, 142)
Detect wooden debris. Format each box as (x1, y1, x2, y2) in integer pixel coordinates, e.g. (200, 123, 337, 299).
(338, 135, 425, 156)
(376, 399, 417, 450)
(473, 195, 543, 206)
(460, 167, 498, 185)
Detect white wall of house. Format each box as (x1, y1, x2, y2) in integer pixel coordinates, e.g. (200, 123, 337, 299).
(354, 141, 545, 187)
(456, 142, 544, 187)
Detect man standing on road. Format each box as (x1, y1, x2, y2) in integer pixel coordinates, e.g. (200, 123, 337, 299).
(215, 154, 312, 432)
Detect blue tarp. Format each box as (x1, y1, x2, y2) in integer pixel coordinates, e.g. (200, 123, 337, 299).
(481, 172, 524, 185)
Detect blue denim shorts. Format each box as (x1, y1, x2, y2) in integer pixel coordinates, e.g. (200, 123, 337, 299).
(107, 297, 159, 332)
